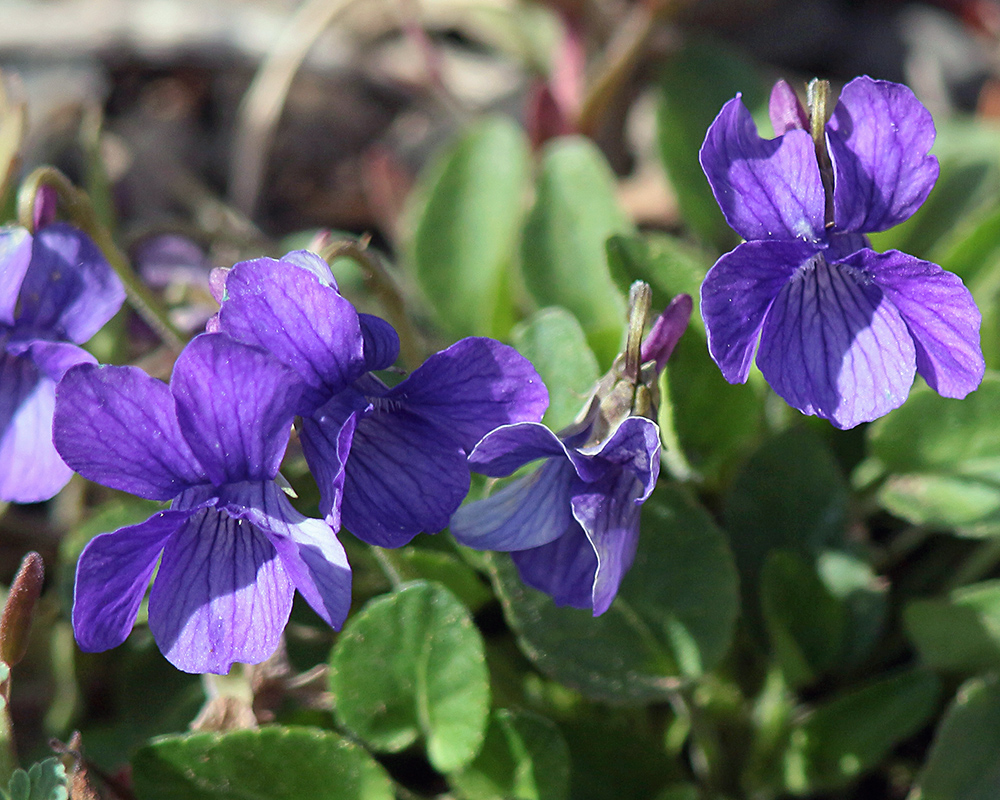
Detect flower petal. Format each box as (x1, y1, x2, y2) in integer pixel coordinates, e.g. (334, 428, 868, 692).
(768, 79, 808, 135)
(219, 259, 365, 413)
(171, 333, 302, 484)
(511, 525, 597, 611)
(756, 252, 916, 428)
(466, 421, 596, 479)
(15, 224, 124, 342)
(450, 459, 577, 551)
(699, 95, 825, 242)
(828, 76, 939, 233)
(147, 506, 295, 674)
(223, 481, 352, 629)
(359, 313, 400, 371)
(585, 416, 661, 502)
(857, 249, 984, 398)
(640, 294, 692, 372)
(54, 363, 206, 499)
(72, 509, 185, 652)
(384, 337, 549, 450)
(0, 227, 33, 325)
(701, 239, 815, 383)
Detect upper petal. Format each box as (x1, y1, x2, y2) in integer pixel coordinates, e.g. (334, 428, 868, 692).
(0, 227, 33, 325)
(147, 506, 295, 674)
(359, 313, 400, 371)
(699, 95, 825, 242)
(701, 239, 816, 383)
(72, 509, 186, 652)
(54, 362, 206, 500)
(218, 259, 365, 413)
(827, 76, 939, 233)
(466, 422, 581, 478)
(171, 333, 302, 484)
(756, 252, 916, 428)
(384, 338, 549, 451)
(856, 249, 984, 398)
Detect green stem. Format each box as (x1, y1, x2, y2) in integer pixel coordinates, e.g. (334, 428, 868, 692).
(0, 663, 17, 784)
(371, 547, 404, 590)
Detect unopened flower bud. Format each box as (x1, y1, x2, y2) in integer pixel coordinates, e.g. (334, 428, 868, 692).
(0, 552, 44, 668)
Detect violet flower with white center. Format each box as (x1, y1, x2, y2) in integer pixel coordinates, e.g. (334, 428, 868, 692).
(699, 75, 984, 429)
(0, 223, 125, 503)
(214, 251, 550, 548)
(451, 289, 692, 615)
(53, 332, 351, 674)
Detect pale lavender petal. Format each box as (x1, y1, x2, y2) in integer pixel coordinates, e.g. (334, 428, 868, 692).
(72, 509, 186, 652)
(571, 470, 644, 616)
(585, 416, 661, 502)
(768, 79, 808, 135)
(16, 224, 124, 342)
(858, 249, 984, 398)
(756, 252, 915, 428)
(281, 250, 337, 288)
(359, 313, 400, 371)
(384, 338, 549, 450)
(0, 369, 71, 503)
(701, 240, 815, 383)
(171, 333, 301, 484)
(54, 363, 206, 499)
(450, 459, 577, 551)
(827, 76, 939, 233)
(224, 481, 352, 629)
(0, 228, 33, 325)
(511, 525, 597, 610)
(148, 506, 295, 674)
(340, 408, 470, 547)
(640, 294, 692, 372)
(699, 95, 825, 242)
(219, 260, 365, 412)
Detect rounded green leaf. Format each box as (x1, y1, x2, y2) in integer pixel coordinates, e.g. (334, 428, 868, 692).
(130, 727, 393, 800)
(329, 581, 490, 772)
(905, 580, 1000, 673)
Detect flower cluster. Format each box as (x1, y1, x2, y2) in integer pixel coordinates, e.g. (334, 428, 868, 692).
(699, 76, 984, 428)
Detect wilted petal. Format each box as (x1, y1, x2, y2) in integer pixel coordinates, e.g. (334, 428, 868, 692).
(0, 227, 33, 325)
(700, 95, 824, 242)
(450, 459, 577, 551)
(171, 334, 301, 484)
(859, 249, 984, 397)
(219, 260, 365, 412)
(768, 79, 808, 135)
(757, 252, 915, 428)
(511, 524, 597, 610)
(73, 509, 186, 652)
(359, 313, 400, 371)
(148, 506, 295, 674)
(828, 76, 938, 233)
(385, 338, 549, 450)
(701, 240, 815, 383)
(226, 481, 352, 629)
(54, 363, 206, 500)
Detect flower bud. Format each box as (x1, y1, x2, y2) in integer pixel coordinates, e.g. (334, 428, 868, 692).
(0, 552, 44, 669)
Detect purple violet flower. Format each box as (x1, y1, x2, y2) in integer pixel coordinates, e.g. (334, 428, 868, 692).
(699, 76, 984, 429)
(451, 291, 691, 615)
(214, 251, 550, 547)
(0, 223, 125, 503)
(53, 332, 351, 674)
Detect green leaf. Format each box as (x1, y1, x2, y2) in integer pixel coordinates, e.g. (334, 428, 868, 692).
(131, 727, 392, 800)
(329, 581, 490, 771)
(512, 307, 599, 431)
(3, 759, 67, 800)
(389, 547, 494, 614)
(520, 136, 631, 365)
(487, 484, 739, 702)
(407, 116, 530, 338)
(905, 580, 1000, 673)
(914, 673, 1000, 800)
(861, 375, 1000, 535)
(815, 550, 888, 667)
(783, 669, 940, 794)
(449, 708, 570, 800)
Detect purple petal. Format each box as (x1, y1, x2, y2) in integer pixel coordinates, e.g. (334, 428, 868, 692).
(21, 340, 95, 382)
(222, 481, 352, 629)
(857, 249, 984, 398)
(384, 338, 549, 451)
(768, 79, 808, 135)
(585, 416, 661, 502)
(699, 95, 825, 242)
(640, 294, 692, 372)
(53, 363, 206, 500)
(16, 224, 124, 343)
(171, 333, 301, 484)
(466, 422, 575, 477)
(756, 252, 915, 428)
(0, 365, 72, 503)
(147, 506, 295, 674)
(72, 509, 186, 652)
(570, 469, 644, 615)
(281, 250, 337, 288)
(218, 260, 365, 413)
(300, 401, 361, 529)
(0, 228, 33, 325)
(359, 313, 400, 371)
(450, 459, 577, 551)
(701, 240, 816, 383)
(511, 525, 597, 611)
(827, 76, 939, 233)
